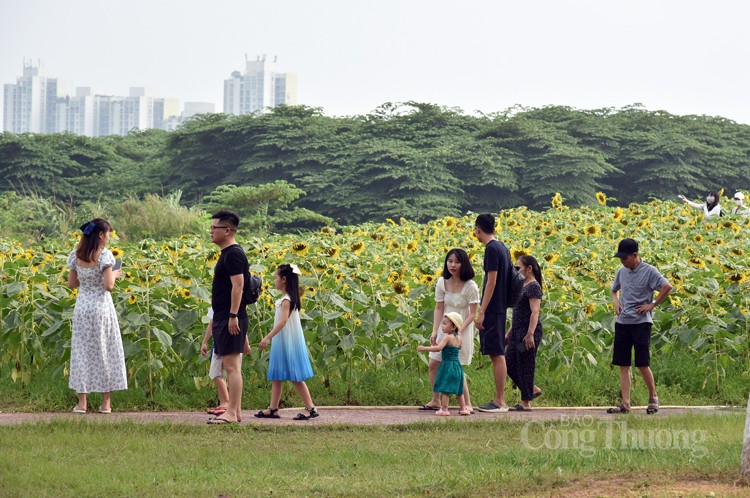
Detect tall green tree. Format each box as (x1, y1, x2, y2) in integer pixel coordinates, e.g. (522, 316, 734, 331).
(202, 181, 333, 233)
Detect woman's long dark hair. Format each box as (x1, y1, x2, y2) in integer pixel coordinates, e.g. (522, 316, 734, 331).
(75, 218, 112, 262)
(442, 248, 475, 281)
(707, 190, 720, 212)
(518, 255, 543, 290)
(277, 264, 301, 311)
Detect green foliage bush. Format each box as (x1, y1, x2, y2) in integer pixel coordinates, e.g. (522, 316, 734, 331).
(0, 192, 74, 241)
(107, 191, 207, 241)
(4, 104, 750, 225)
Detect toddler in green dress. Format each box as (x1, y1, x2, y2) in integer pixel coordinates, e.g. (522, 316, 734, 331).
(417, 312, 468, 416)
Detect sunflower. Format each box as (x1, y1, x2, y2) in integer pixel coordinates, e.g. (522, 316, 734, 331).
(731, 248, 744, 256)
(596, 192, 607, 206)
(445, 216, 457, 228)
(387, 271, 400, 283)
(584, 225, 601, 236)
(612, 207, 623, 221)
(291, 242, 309, 256)
(419, 274, 435, 285)
(584, 303, 596, 316)
(511, 248, 526, 261)
(728, 273, 748, 284)
(543, 253, 560, 264)
(688, 257, 706, 269)
(392, 281, 410, 295)
(110, 248, 123, 258)
(320, 226, 336, 235)
(350, 241, 365, 255)
(406, 241, 418, 252)
(128, 294, 137, 304)
(564, 234, 578, 245)
(326, 246, 340, 258)
(181, 288, 191, 298)
(551, 193, 563, 208)
(693, 234, 703, 243)
(668, 295, 682, 308)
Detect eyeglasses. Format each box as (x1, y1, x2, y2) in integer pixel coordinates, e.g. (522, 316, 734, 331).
(734, 198, 741, 201)
(209, 225, 230, 232)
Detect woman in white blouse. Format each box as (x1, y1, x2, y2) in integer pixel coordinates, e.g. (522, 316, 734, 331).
(419, 248, 480, 413)
(679, 190, 722, 221)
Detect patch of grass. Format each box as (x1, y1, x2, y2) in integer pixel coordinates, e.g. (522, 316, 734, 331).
(0, 414, 744, 497)
(1, 348, 747, 413)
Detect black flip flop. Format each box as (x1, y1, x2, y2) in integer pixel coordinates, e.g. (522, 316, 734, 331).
(418, 404, 440, 411)
(512, 403, 532, 411)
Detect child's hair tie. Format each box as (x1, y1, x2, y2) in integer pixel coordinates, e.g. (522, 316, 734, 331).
(289, 263, 302, 275)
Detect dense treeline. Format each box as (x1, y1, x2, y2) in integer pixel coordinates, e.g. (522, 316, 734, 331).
(1, 102, 749, 224)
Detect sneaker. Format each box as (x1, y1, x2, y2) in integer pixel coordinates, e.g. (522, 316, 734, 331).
(435, 409, 450, 416)
(476, 400, 509, 413)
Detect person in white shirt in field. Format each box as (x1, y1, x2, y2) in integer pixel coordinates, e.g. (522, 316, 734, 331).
(678, 190, 722, 221)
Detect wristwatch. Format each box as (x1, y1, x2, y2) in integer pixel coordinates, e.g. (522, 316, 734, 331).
(228, 312, 238, 318)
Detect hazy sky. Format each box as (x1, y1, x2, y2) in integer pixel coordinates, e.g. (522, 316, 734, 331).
(2, 0, 749, 122)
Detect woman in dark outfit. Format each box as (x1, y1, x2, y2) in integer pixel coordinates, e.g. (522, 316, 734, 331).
(505, 255, 544, 411)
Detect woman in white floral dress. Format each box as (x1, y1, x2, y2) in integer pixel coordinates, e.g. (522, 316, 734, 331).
(67, 218, 127, 414)
(419, 248, 480, 412)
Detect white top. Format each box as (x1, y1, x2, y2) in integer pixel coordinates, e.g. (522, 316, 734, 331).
(731, 205, 749, 217)
(685, 199, 722, 221)
(430, 277, 480, 365)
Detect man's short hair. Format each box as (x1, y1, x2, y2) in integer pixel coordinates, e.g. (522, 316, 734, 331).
(475, 213, 495, 234)
(212, 210, 240, 230)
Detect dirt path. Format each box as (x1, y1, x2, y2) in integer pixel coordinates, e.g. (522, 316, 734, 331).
(0, 405, 738, 426)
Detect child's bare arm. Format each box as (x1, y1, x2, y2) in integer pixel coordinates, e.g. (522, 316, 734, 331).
(200, 319, 213, 357)
(418, 335, 450, 353)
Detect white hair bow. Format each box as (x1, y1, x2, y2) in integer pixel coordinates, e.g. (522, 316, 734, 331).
(290, 263, 302, 275)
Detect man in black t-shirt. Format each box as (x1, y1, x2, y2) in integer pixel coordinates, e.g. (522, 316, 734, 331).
(474, 213, 511, 413)
(207, 210, 249, 424)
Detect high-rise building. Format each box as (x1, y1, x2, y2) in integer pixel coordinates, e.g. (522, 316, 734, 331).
(3, 61, 73, 133)
(3, 63, 217, 136)
(223, 55, 297, 115)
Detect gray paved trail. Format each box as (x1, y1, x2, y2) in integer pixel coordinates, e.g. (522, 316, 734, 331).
(0, 406, 739, 426)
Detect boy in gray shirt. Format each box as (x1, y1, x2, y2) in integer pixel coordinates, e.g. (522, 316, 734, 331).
(608, 238, 672, 414)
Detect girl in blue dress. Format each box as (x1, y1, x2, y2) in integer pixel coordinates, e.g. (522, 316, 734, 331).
(256, 263, 318, 420)
(417, 312, 468, 416)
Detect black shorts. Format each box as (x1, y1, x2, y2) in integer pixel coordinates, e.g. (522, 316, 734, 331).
(612, 322, 652, 367)
(479, 313, 506, 356)
(212, 317, 248, 356)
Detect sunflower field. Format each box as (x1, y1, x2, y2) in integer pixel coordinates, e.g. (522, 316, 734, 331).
(1, 196, 749, 402)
